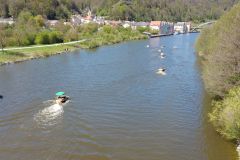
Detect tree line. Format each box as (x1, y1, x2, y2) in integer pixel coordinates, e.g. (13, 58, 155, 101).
(0, 10, 148, 51)
(0, 11, 95, 49)
(0, 0, 239, 22)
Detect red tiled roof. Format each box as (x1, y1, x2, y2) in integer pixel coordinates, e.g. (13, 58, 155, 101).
(150, 21, 161, 26)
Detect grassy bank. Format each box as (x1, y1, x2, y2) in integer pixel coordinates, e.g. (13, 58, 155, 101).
(0, 43, 77, 65)
(196, 3, 240, 142)
(0, 27, 147, 65)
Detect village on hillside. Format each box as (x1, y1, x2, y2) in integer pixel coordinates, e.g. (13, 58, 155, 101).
(0, 10, 192, 37)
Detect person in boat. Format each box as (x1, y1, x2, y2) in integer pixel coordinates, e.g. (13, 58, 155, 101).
(157, 68, 166, 75)
(160, 52, 165, 58)
(55, 92, 70, 105)
(159, 68, 166, 72)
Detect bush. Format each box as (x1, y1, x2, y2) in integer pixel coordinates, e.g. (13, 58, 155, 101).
(49, 31, 63, 44)
(136, 27, 149, 33)
(209, 86, 240, 141)
(102, 25, 114, 34)
(64, 28, 78, 42)
(35, 31, 50, 44)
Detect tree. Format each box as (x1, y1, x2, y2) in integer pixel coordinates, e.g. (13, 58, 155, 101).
(0, 25, 7, 52)
(64, 28, 78, 42)
(49, 31, 63, 43)
(35, 31, 50, 44)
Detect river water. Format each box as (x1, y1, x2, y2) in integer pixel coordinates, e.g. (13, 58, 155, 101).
(0, 34, 237, 160)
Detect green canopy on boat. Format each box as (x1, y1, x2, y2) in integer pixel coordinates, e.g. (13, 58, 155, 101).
(56, 92, 65, 96)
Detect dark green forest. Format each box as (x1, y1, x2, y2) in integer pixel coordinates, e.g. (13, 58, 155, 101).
(0, 0, 239, 22)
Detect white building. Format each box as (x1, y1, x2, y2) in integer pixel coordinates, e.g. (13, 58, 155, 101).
(71, 14, 82, 26)
(174, 22, 188, 34)
(150, 21, 161, 31)
(186, 22, 191, 32)
(47, 20, 59, 26)
(0, 18, 14, 25)
(122, 21, 131, 28)
(131, 22, 149, 30)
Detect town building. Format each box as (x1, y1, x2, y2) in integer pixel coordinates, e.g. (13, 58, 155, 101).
(107, 20, 122, 27)
(174, 22, 188, 34)
(150, 21, 161, 30)
(71, 14, 82, 26)
(186, 22, 191, 32)
(81, 10, 93, 24)
(159, 21, 174, 35)
(47, 20, 59, 26)
(150, 21, 174, 34)
(122, 21, 131, 28)
(93, 16, 105, 25)
(131, 22, 149, 30)
(0, 18, 14, 25)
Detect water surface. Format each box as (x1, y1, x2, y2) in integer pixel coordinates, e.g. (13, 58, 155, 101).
(0, 34, 237, 160)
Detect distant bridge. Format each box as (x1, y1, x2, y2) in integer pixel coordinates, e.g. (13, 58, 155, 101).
(191, 21, 216, 31)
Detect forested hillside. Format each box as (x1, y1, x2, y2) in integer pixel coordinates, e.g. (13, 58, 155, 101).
(0, 0, 239, 22)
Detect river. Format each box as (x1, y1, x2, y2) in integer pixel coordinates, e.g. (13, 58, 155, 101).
(0, 34, 237, 160)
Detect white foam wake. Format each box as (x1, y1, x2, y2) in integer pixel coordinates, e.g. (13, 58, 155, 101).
(34, 104, 64, 128)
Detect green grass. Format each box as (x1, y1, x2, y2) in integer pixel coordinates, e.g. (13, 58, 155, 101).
(0, 28, 147, 65)
(0, 51, 27, 64)
(0, 44, 78, 65)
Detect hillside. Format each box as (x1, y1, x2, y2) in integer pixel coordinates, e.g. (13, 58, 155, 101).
(0, 0, 239, 22)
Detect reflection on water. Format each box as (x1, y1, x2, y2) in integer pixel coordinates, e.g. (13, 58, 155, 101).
(34, 102, 64, 128)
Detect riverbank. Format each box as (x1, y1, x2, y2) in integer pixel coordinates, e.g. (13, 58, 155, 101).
(0, 32, 147, 66)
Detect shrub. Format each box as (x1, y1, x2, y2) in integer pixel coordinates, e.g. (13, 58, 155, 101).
(64, 28, 78, 42)
(35, 31, 50, 44)
(209, 86, 240, 141)
(102, 25, 113, 34)
(49, 31, 63, 44)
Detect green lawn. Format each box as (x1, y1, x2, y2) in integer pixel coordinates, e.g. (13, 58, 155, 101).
(0, 31, 147, 65)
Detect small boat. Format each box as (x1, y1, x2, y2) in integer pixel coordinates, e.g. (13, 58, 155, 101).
(146, 45, 150, 48)
(158, 49, 162, 52)
(160, 52, 166, 59)
(160, 55, 166, 59)
(173, 46, 178, 49)
(55, 92, 70, 105)
(156, 68, 166, 75)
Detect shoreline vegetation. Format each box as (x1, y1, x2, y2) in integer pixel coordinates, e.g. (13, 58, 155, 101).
(196, 2, 240, 147)
(0, 32, 147, 65)
(0, 12, 147, 65)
